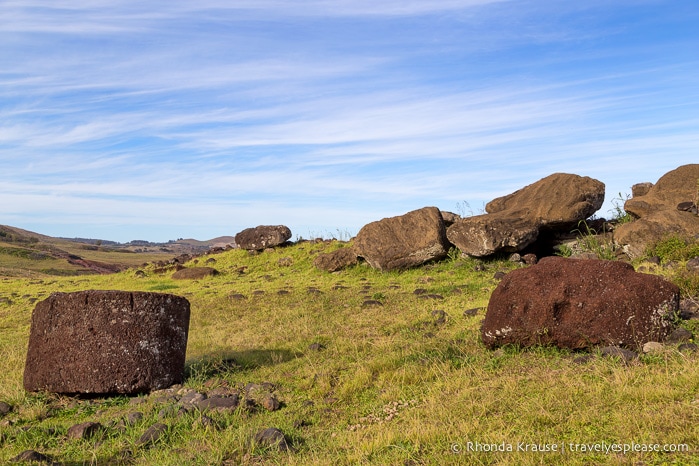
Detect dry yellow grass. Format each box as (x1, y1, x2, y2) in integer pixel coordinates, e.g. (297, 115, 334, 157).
(0, 241, 697, 465)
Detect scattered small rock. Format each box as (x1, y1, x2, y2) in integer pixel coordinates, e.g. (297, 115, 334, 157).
(67, 421, 103, 440)
(508, 253, 521, 262)
(307, 343, 325, 351)
(0, 401, 12, 416)
(413, 288, 428, 295)
(642, 342, 664, 353)
(599, 346, 638, 364)
(666, 327, 693, 344)
(278, 257, 293, 267)
(196, 414, 217, 429)
(522, 253, 538, 265)
(493, 271, 506, 280)
(253, 427, 290, 452)
(463, 308, 483, 317)
(136, 423, 168, 446)
(431, 310, 447, 325)
(686, 257, 699, 273)
(678, 343, 698, 353)
(229, 293, 247, 300)
(361, 300, 383, 308)
(126, 412, 144, 426)
(261, 394, 281, 412)
(196, 395, 240, 412)
(11, 450, 52, 463)
(572, 354, 594, 365)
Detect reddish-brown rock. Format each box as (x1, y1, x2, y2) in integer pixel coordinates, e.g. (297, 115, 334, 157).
(24, 291, 190, 395)
(482, 257, 679, 350)
(354, 207, 450, 271)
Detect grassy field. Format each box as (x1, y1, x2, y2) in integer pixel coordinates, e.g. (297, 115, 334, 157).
(1, 239, 698, 465)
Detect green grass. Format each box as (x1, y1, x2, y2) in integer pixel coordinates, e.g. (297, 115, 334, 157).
(0, 241, 698, 465)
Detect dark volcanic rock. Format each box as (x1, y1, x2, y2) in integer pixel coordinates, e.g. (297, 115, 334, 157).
(24, 291, 190, 395)
(0, 401, 12, 416)
(482, 257, 680, 350)
(196, 395, 240, 412)
(253, 427, 290, 451)
(136, 422, 167, 446)
(67, 421, 103, 440)
(354, 206, 450, 271)
(235, 225, 292, 251)
(171, 267, 219, 280)
(313, 246, 358, 272)
(11, 450, 52, 463)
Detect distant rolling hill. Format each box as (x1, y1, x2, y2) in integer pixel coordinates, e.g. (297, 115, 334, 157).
(0, 224, 235, 277)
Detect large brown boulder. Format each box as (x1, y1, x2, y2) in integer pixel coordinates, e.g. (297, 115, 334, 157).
(615, 164, 699, 258)
(313, 246, 358, 272)
(235, 225, 292, 251)
(448, 173, 605, 257)
(482, 257, 679, 350)
(24, 291, 190, 395)
(354, 207, 450, 271)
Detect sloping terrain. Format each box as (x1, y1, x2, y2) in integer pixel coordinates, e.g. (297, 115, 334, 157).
(0, 239, 697, 465)
(0, 225, 231, 277)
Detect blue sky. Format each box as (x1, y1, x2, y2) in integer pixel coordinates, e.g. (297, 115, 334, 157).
(1, 1, 698, 242)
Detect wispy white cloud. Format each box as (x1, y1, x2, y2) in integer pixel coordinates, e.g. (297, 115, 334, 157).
(1, 0, 698, 241)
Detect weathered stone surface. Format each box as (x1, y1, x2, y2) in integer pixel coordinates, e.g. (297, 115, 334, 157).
(0, 401, 12, 416)
(616, 164, 699, 258)
(137, 422, 167, 446)
(24, 291, 190, 395)
(235, 225, 291, 251)
(11, 450, 52, 463)
(482, 257, 679, 350)
(440, 211, 461, 227)
(253, 427, 289, 451)
(171, 266, 219, 280)
(67, 422, 103, 440)
(196, 395, 240, 412)
(447, 213, 540, 257)
(485, 173, 605, 227)
(631, 182, 653, 198)
(448, 173, 605, 257)
(354, 207, 450, 271)
(313, 246, 358, 272)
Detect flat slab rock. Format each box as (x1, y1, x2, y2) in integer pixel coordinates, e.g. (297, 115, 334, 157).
(482, 257, 680, 350)
(24, 290, 190, 395)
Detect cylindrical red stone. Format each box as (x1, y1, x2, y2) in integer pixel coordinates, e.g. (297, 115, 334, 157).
(24, 290, 190, 395)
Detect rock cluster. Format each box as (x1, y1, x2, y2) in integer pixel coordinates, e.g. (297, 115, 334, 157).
(447, 173, 605, 257)
(614, 164, 699, 258)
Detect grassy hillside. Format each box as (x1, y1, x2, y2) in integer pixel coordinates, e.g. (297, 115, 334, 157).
(0, 225, 206, 278)
(0, 240, 697, 465)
